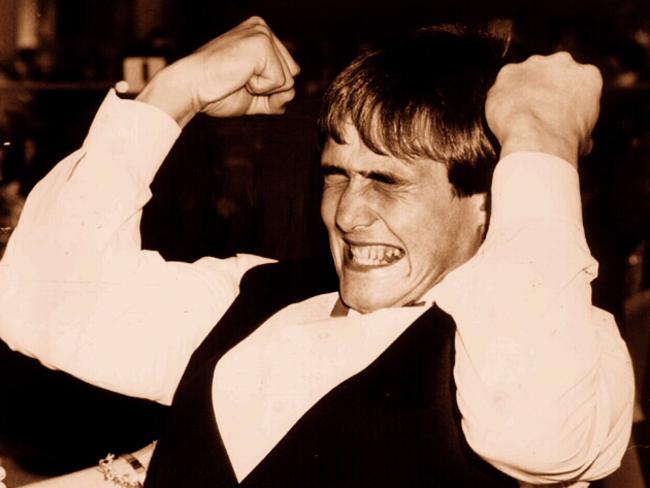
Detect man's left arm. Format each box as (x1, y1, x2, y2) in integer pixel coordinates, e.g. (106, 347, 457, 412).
(441, 53, 634, 485)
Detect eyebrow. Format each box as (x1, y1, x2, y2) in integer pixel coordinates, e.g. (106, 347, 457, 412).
(321, 164, 347, 176)
(321, 163, 405, 185)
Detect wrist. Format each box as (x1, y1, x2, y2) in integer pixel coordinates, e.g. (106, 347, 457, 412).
(498, 120, 579, 168)
(136, 63, 197, 128)
(131, 441, 157, 467)
(97, 449, 149, 487)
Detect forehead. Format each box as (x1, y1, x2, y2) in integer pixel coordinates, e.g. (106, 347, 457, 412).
(321, 125, 409, 172)
(321, 124, 450, 184)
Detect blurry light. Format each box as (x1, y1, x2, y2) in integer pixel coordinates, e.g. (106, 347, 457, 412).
(115, 80, 129, 94)
(634, 29, 650, 48)
(628, 254, 641, 266)
(2, 142, 10, 147)
(16, 0, 39, 49)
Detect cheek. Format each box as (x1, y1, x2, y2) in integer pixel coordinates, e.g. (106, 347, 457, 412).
(400, 203, 460, 266)
(320, 190, 338, 230)
(421, 202, 480, 266)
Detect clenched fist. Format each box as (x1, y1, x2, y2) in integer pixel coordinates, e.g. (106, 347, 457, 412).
(138, 17, 300, 127)
(486, 52, 602, 167)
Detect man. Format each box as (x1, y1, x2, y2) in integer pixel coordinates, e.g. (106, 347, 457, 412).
(1, 17, 633, 487)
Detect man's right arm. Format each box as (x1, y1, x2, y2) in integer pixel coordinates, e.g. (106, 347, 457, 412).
(0, 17, 297, 404)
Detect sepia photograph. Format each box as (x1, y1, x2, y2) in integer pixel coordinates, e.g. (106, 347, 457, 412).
(0, 0, 648, 486)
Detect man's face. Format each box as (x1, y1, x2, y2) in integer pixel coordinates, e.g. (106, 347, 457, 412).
(321, 125, 486, 313)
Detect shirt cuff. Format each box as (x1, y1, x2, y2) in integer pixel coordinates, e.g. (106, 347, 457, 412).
(490, 151, 583, 230)
(82, 89, 182, 186)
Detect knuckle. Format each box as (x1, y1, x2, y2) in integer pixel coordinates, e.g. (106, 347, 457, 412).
(496, 62, 516, 79)
(577, 64, 603, 92)
(246, 15, 267, 26)
(250, 22, 272, 38)
(552, 51, 574, 62)
(276, 73, 288, 89)
(522, 54, 544, 66)
(247, 30, 273, 50)
(284, 88, 296, 103)
(583, 63, 603, 81)
(243, 18, 272, 40)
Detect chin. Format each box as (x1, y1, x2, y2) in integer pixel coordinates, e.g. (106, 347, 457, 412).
(340, 286, 399, 314)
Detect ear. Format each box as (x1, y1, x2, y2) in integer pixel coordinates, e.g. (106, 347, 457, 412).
(469, 192, 489, 240)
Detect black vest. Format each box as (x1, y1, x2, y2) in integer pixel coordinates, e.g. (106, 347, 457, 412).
(145, 258, 516, 487)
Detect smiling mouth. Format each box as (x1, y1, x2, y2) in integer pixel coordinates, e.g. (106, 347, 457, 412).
(345, 243, 405, 268)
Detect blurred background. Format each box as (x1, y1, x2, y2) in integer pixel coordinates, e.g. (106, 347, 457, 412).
(0, 0, 648, 486)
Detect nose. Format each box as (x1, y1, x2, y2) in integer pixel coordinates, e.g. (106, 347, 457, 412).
(335, 181, 376, 233)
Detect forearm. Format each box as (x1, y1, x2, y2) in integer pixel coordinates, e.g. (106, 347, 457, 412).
(460, 54, 634, 482)
(136, 60, 196, 128)
(19, 467, 106, 488)
(444, 153, 634, 483)
(19, 443, 156, 488)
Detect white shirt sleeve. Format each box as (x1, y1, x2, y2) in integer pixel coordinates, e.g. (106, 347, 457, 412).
(438, 152, 634, 485)
(0, 90, 271, 405)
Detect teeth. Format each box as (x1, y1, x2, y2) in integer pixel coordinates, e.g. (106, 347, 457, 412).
(348, 244, 404, 266)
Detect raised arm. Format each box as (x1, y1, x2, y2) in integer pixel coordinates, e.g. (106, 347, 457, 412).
(0, 17, 298, 404)
(443, 53, 634, 484)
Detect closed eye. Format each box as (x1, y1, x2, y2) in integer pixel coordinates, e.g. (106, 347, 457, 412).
(366, 171, 401, 186)
(321, 165, 406, 189)
(321, 165, 350, 187)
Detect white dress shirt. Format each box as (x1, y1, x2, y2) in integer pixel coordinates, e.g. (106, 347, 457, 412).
(0, 90, 634, 486)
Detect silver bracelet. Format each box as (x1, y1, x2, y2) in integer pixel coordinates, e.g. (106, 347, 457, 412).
(121, 452, 146, 474)
(97, 453, 144, 488)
